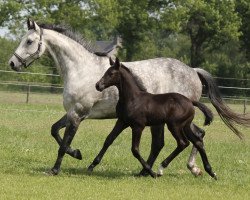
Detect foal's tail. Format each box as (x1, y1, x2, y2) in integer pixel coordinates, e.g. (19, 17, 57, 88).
(192, 101, 213, 126)
(195, 68, 250, 139)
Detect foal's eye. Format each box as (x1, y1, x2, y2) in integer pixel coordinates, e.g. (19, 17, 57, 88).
(110, 71, 116, 76)
(26, 39, 33, 45)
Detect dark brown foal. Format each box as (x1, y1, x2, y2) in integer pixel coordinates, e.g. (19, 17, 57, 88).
(88, 57, 217, 179)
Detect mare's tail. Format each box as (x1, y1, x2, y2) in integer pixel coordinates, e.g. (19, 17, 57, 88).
(195, 68, 249, 139)
(192, 101, 213, 126)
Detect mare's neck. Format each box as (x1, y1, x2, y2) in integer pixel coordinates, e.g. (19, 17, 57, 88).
(43, 29, 100, 79)
(118, 68, 141, 103)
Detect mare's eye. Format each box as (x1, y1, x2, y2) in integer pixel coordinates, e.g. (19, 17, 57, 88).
(26, 39, 33, 45)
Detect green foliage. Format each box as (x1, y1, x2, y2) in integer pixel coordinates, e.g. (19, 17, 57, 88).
(0, 0, 249, 94)
(236, 0, 250, 60)
(177, 0, 241, 67)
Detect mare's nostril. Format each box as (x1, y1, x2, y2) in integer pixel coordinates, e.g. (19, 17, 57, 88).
(96, 82, 100, 91)
(10, 61, 15, 68)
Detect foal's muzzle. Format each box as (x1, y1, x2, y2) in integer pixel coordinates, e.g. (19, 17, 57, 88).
(96, 81, 105, 92)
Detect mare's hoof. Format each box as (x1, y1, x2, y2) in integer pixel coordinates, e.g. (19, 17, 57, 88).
(187, 165, 203, 177)
(44, 168, 59, 176)
(75, 149, 82, 160)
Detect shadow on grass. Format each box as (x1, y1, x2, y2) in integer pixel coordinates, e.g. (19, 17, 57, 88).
(32, 166, 135, 180)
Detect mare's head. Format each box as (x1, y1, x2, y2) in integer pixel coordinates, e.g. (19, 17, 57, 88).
(96, 57, 121, 92)
(8, 19, 46, 71)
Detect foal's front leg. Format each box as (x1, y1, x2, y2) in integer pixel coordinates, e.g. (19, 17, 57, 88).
(87, 119, 128, 172)
(131, 126, 157, 178)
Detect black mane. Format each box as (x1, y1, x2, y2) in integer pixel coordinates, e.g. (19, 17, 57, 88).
(38, 23, 100, 55)
(120, 64, 147, 92)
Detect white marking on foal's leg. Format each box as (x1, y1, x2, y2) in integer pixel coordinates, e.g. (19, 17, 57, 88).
(187, 146, 202, 176)
(157, 164, 164, 176)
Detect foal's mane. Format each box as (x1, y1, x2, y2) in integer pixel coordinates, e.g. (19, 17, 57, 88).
(120, 64, 147, 92)
(38, 23, 100, 55)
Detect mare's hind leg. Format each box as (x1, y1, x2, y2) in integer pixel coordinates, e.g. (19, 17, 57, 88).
(187, 123, 205, 176)
(157, 125, 190, 176)
(51, 114, 82, 160)
(185, 126, 217, 180)
(138, 125, 165, 176)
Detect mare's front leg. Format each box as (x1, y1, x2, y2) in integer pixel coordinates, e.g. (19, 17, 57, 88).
(131, 126, 157, 178)
(48, 105, 85, 175)
(138, 125, 165, 176)
(187, 123, 205, 176)
(51, 114, 82, 160)
(87, 119, 128, 172)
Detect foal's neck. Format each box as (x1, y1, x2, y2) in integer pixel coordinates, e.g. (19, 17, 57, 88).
(118, 68, 142, 103)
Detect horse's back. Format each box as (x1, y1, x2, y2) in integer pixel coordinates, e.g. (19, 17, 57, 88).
(124, 58, 202, 101)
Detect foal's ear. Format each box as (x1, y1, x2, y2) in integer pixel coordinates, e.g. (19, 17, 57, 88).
(109, 57, 115, 66)
(114, 57, 121, 69)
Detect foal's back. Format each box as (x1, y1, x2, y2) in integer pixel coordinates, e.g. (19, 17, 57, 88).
(130, 92, 195, 126)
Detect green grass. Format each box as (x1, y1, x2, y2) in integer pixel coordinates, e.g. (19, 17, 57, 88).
(0, 93, 249, 200)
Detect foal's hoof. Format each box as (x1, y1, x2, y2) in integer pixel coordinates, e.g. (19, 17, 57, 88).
(87, 165, 94, 173)
(212, 173, 218, 180)
(156, 173, 163, 177)
(74, 149, 83, 160)
(137, 169, 150, 177)
(44, 168, 59, 176)
(150, 171, 157, 179)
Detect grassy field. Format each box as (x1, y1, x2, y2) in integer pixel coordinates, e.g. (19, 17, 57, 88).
(0, 92, 249, 200)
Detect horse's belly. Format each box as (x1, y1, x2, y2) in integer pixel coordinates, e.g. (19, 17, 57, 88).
(87, 98, 117, 119)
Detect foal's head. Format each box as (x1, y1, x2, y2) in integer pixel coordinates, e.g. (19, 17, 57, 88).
(96, 57, 121, 92)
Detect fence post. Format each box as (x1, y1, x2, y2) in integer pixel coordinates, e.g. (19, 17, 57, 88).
(243, 99, 247, 114)
(26, 84, 30, 103)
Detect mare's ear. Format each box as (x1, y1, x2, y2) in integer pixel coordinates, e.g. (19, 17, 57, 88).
(109, 57, 114, 66)
(27, 18, 32, 30)
(114, 57, 121, 69)
(33, 21, 40, 31)
(27, 19, 40, 32)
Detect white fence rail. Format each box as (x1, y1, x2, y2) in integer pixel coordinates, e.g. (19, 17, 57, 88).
(0, 69, 249, 113)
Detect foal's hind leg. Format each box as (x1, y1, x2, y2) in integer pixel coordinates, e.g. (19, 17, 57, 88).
(131, 126, 157, 178)
(185, 126, 217, 180)
(138, 125, 165, 176)
(187, 123, 205, 176)
(51, 114, 82, 160)
(157, 125, 190, 176)
(87, 119, 128, 172)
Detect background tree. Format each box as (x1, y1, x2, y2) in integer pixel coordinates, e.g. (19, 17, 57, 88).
(0, 0, 249, 96)
(179, 0, 241, 68)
